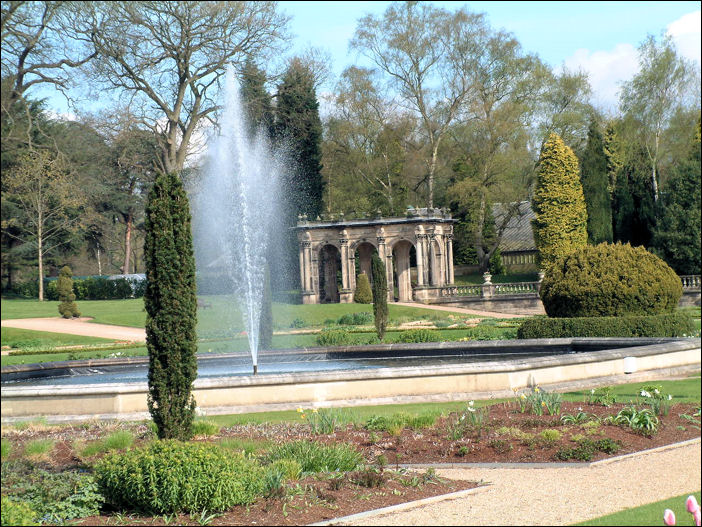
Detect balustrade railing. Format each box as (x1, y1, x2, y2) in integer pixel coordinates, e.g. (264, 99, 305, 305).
(680, 275, 701, 290)
(438, 275, 700, 298)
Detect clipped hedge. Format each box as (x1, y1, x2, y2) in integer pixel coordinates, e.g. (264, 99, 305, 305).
(7, 276, 145, 300)
(94, 441, 264, 514)
(540, 242, 682, 318)
(517, 312, 695, 339)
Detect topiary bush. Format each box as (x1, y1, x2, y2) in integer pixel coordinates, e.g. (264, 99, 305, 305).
(337, 311, 374, 325)
(354, 273, 372, 303)
(94, 441, 265, 514)
(316, 328, 354, 347)
(540, 242, 682, 318)
(57, 266, 80, 318)
(517, 312, 695, 339)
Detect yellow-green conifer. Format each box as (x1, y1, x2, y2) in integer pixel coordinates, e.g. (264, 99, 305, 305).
(532, 133, 588, 269)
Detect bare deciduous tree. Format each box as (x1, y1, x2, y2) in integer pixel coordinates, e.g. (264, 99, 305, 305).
(351, 1, 487, 207)
(3, 149, 86, 300)
(78, 1, 290, 174)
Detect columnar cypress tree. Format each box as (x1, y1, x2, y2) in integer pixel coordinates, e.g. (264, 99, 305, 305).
(57, 265, 80, 318)
(371, 254, 388, 341)
(580, 121, 613, 244)
(275, 59, 324, 219)
(144, 171, 198, 440)
(532, 133, 588, 269)
(258, 264, 273, 350)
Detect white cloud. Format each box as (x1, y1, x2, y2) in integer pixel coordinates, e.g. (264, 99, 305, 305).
(563, 43, 639, 111)
(561, 10, 701, 112)
(666, 10, 701, 64)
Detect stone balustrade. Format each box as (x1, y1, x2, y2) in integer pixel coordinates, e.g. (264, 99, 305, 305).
(680, 275, 701, 290)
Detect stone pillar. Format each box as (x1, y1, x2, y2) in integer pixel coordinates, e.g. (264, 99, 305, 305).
(339, 236, 353, 303)
(300, 241, 316, 304)
(428, 233, 438, 286)
(446, 233, 455, 285)
(415, 233, 425, 286)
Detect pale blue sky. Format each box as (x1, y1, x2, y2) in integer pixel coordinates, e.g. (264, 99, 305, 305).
(280, 1, 701, 109)
(38, 1, 701, 116)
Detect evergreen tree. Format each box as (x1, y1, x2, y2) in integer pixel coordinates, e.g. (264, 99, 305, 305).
(371, 254, 388, 341)
(580, 121, 613, 244)
(258, 264, 273, 350)
(613, 146, 656, 247)
(652, 123, 701, 274)
(240, 58, 274, 138)
(144, 171, 198, 440)
(532, 133, 588, 269)
(275, 59, 324, 219)
(57, 266, 80, 318)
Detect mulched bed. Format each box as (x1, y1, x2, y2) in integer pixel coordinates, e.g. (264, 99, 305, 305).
(2, 401, 699, 526)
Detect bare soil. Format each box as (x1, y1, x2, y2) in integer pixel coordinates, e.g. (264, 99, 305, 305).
(3, 401, 699, 526)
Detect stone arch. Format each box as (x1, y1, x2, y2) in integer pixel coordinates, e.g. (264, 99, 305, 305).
(353, 241, 377, 285)
(391, 239, 415, 302)
(318, 244, 341, 303)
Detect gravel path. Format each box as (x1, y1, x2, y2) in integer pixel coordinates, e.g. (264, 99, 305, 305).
(335, 440, 701, 526)
(1, 317, 146, 342)
(393, 302, 536, 319)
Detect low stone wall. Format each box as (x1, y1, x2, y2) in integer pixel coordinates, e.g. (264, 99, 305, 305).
(427, 290, 700, 312)
(2, 338, 699, 421)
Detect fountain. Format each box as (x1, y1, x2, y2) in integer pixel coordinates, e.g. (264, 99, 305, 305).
(194, 65, 282, 375)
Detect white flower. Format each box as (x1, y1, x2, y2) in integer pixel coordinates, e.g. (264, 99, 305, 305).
(591, 389, 595, 394)
(668, 394, 673, 400)
(654, 388, 660, 395)
(468, 401, 474, 407)
(640, 390, 651, 398)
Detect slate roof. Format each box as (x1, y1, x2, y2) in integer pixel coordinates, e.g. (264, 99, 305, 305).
(493, 201, 536, 252)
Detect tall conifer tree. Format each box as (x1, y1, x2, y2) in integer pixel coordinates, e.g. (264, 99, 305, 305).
(580, 121, 613, 244)
(532, 133, 588, 269)
(144, 171, 198, 440)
(275, 59, 324, 219)
(652, 121, 701, 274)
(240, 59, 274, 138)
(371, 254, 388, 341)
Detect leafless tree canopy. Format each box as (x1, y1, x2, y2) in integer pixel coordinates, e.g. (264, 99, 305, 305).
(77, 1, 290, 174)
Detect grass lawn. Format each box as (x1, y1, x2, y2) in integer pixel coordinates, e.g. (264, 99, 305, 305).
(563, 376, 702, 404)
(575, 491, 701, 526)
(1, 327, 116, 349)
(1, 297, 480, 332)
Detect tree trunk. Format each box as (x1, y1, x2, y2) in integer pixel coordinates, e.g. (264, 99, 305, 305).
(123, 211, 133, 275)
(474, 193, 489, 272)
(428, 145, 438, 208)
(37, 227, 44, 301)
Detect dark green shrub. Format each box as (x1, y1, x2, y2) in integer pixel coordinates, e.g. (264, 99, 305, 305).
(354, 273, 372, 303)
(337, 311, 373, 325)
(57, 266, 80, 318)
(1, 497, 38, 526)
(394, 329, 435, 343)
(371, 254, 388, 340)
(540, 242, 682, 317)
(94, 441, 264, 514)
(144, 172, 198, 440)
(316, 328, 354, 346)
(264, 440, 362, 473)
(517, 312, 695, 338)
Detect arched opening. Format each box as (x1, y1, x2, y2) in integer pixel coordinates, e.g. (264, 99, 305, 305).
(318, 244, 341, 303)
(353, 241, 377, 285)
(392, 240, 415, 302)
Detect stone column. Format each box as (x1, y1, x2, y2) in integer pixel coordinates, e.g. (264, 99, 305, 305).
(339, 237, 353, 303)
(446, 233, 455, 285)
(300, 241, 316, 304)
(428, 233, 437, 286)
(415, 233, 425, 286)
